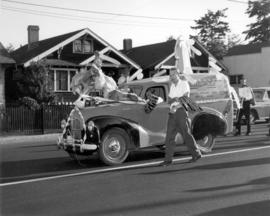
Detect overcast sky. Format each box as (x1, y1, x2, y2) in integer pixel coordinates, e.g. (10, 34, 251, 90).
(0, 0, 251, 50)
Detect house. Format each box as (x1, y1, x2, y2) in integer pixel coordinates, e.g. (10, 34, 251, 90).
(223, 42, 270, 88)
(0, 42, 15, 106)
(121, 38, 228, 78)
(0, 42, 15, 132)
(9, 26, 142, 103)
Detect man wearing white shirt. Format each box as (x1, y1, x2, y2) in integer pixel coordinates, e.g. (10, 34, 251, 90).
(159, 70, 201, 166)
(235, 79, 255, 136)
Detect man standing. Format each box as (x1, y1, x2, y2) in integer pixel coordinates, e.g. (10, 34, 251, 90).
(160, 69, 201, 166)
(235, 79, 255, 136)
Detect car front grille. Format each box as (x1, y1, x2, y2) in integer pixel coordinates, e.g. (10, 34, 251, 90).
(69, 108, 85, 141)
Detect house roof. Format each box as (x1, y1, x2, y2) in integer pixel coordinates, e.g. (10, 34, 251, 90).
(11, 28, 141, 70)
(226, 41, 270, 56)
(0, 42, 16, 64)
(122, 39, 228, 72)
(122, 40, 176, 70)
(11, 29, 83, 65)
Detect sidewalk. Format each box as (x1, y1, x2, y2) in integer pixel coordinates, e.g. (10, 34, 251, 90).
(0, 133, 60, 145)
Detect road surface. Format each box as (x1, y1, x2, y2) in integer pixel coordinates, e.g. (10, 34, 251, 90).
(1, 123, 270, 216)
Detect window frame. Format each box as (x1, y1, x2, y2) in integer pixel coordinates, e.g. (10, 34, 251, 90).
(144, 86, 167, 102)
(48, 68, 78, 92)
(229, 74, 244, 85)
(73, 39, 93, 54)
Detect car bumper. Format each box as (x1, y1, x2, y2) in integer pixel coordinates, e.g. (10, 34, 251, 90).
(57, 136, 97, 152)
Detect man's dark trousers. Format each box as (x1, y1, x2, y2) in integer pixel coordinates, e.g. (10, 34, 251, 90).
(236, 100, 251, 134)
(164, 107, 200, 163)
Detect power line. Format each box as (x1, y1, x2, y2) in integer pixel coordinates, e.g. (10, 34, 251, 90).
(2, 6, 187, 28)
(3, 0, 193, 21)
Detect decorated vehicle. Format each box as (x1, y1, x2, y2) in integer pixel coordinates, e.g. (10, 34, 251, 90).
(250, 87, 270, 123)
(57, 73, 233, 165)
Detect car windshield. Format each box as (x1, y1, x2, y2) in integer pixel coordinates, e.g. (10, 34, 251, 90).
(253, 89, 265, 101)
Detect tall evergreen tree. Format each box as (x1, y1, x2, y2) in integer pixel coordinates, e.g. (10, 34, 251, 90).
(243, 0, 270, 43)
(191, 9, 230, 59)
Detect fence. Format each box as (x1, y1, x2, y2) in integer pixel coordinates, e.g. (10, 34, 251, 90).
(1, 104, 74, 134)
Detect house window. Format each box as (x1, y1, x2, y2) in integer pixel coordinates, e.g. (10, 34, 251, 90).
(229, 74, 243, 85)
(83, 40, 92, 53)
(73, 39, 93, 54)
(47, 70, 54, 91)
(56, 70, 68, 91)
(47, 69, 77, 92)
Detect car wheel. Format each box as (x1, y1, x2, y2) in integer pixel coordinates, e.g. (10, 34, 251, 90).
(99, 128, 129, 165)
(196, 134, 215, 153)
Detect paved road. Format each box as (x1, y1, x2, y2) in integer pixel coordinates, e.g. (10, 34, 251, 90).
(1, 123, 270, 215)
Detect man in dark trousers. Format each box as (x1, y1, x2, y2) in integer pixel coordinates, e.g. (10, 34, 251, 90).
(159, 69, 201, 166)
(235, 79, 255, 136)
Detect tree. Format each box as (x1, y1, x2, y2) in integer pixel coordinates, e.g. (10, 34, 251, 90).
(243, 0, 270, 43)
(16, 62, 55, 108)
(5, 43, 15, 53)
(227, 34, 243, 49)
(191, 9, 230, 59)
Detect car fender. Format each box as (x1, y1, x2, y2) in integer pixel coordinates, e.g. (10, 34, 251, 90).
(86, 116, 141, 150)
(191, 107, 227, 140)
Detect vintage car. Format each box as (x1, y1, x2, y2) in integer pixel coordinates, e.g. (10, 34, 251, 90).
(250, 87, 270, 123)
(57, 73, 233, 165)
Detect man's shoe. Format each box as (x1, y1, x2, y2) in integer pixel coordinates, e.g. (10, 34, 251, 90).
(189, 154, 201, 163)
(246, 132, 251, 136)
(159, 161, 172, 167)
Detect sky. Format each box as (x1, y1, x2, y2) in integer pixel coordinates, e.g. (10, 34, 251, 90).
(0, 0, 252, 50)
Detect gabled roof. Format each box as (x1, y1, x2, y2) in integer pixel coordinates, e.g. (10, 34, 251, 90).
(11, 28, 141, 69)
(122, 40, 175, 70)
(226, 41, 270, 56)
(11, 29, 83, 65)
(122, 39, 227, 72)
(0, 42, 16, 64)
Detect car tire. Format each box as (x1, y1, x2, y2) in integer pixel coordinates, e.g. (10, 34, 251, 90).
(99, 128, 129, 165)
(196, 134, 215, 153)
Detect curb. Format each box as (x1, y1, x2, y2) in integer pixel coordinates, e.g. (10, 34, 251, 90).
(0, 133, 60, 145)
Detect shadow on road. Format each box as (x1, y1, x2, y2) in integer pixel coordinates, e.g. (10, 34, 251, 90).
(182, 157, 270, 171)
(185, 176, 270, 193)
(214, 138, 270, 151)
(0, 155, 104, 183)
(140, 157, 270, 175)
(194, 200, 270, 216)
(62, 186, 269, 216)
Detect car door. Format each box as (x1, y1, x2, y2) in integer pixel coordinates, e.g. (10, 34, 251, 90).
(137, 85, 169, 146)
(253, 89, 270, 119)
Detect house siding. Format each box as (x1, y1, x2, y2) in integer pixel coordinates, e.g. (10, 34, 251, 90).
(223, 46, 270, 87)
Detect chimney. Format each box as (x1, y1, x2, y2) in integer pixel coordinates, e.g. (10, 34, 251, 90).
(27, 25, 39, 49)
(123, 39, 132, 51)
